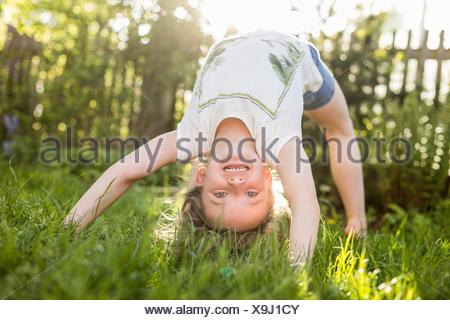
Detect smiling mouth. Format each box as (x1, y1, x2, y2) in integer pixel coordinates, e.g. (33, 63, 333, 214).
(223, 165, 249, 172)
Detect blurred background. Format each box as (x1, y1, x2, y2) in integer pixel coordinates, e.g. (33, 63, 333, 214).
(0, 0, 449, 220)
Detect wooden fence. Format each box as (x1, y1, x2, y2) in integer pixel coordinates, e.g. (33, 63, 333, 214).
(0, 25, 41, 114)
(393, 29, 448, 106)
(311, 29, 449, 106)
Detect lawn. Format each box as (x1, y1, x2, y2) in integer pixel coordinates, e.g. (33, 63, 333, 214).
(0, 160, 448, 299)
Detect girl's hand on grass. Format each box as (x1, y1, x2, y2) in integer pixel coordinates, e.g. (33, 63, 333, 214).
(344, 216, 367, 238)
(63, 130, 178, 232)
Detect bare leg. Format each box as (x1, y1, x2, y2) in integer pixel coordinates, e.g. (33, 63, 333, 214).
(304, 80, 367, 235)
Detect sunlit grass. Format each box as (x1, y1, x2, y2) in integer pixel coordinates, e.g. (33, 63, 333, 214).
(0, 161, 448, 299)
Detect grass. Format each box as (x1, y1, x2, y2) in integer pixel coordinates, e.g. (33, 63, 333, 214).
(0, 160, 448, 299)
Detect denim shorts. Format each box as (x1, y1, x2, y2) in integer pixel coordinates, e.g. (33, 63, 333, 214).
(303, 44, 336, 110)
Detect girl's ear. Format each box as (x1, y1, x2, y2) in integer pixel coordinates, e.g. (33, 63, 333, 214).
(194, 166, 207, 187)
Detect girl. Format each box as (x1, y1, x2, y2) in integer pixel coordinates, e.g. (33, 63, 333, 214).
(64, 30, 367, 264)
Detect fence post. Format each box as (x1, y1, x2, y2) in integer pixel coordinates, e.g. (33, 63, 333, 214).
(433, 30, 445, 107)
(400, 30, 412, 105)
(385, 31, 396, 98)
(415, 30, 429, 96)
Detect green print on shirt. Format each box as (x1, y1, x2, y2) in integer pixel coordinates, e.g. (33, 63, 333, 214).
(196, 36, 305, 119)
(268, 40, 305, 105)
(195, 35, 247, 100)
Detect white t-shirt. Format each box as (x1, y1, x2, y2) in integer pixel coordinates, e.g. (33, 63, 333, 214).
(176, 29, 323, 167)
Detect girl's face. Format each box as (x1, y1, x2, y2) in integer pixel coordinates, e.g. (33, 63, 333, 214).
(194, 153, 273, 232)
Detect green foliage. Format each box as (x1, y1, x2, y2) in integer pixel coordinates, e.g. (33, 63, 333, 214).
(306, 96, 449, 220)
(0, 161, 448, 299)
(360, 96, 449, 211)
(0, 0, 211, 151)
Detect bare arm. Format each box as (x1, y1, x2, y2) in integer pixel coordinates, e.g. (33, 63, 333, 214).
(304, 80, 367, 235)
(63, 130, 178, 232)
(276, 138, 321, 265)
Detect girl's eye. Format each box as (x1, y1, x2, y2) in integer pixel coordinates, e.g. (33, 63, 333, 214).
(214, 192, 228, 198)
(245, 191, 258, 198)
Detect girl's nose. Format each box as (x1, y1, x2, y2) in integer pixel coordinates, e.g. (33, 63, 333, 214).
(228, 176, 245, 186)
